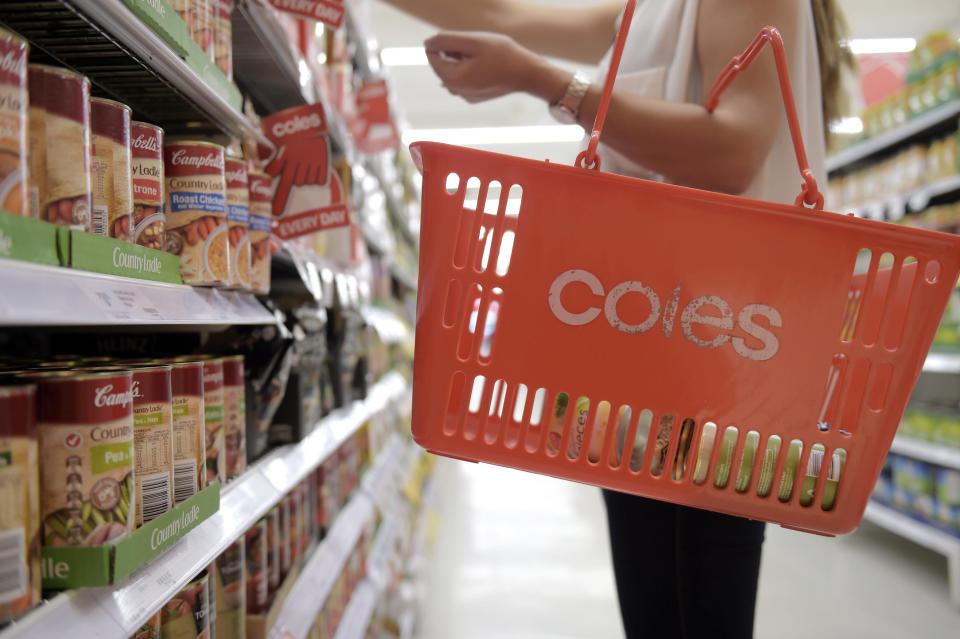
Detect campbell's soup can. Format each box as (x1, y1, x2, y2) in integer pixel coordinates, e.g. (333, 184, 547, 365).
(130, 366, 174, 528)
(169, 361, 205, 502)
(248, 171, 272, 295)
(221, 355, 246, 481)
(213, 537, 245, 639)
(224, 157, 250, 290)
(245, 518, 268, 615)
(131, 611, 162, 639)
(277, 494, 291, 582)
(0, 29, 29, 217)
(164, 141, 229, 286)
(287, 488, 302, 566)
(131, 122, 166, 250)
(202, 359, 225, 485)
(192, 0, 216, 62)
(161, 568, 210, 639)
(90, 97, 133, 241)
(26, 370, 134, 547)
(213, 0, 233, 80)
(28, 65, 92, 230)
(0, 386, 40, 624)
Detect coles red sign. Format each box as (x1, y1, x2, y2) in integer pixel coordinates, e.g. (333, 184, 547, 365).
(349, 80, 401, 154)
(266, 0, 345, 28)
(263, 104, 350, 240)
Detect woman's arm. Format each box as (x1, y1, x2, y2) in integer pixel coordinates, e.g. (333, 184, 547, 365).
(379, 0, 623, 64)
(425, 0, 801, 195)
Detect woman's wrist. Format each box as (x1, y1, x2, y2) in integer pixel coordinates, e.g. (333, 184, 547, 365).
(521, 58, 574, 104)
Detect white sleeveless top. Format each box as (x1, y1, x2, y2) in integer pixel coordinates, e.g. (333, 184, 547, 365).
(596, 0, 826, 206)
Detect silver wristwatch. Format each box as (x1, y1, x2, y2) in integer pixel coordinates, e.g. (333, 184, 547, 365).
(549, 71, 590, 124)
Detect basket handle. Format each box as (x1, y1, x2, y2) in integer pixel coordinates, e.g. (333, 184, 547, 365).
(575, 10, 824, 211)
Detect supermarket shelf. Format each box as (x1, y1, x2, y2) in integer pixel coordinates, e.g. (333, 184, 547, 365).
(0, 373, 408, 639)
(0, 258, 276, 328)
(864, 500, 960, 607)
(233, 0, 311, 114)
(390, 265, 418, 292)
(345, 10, 378, 81)
(265, 436, 409, 639)
(845, 174, 960, 220)
(398, 609, 416, 639)
(0, 0, 270, 147)
(827, 100, 960, 173)
(362, 306, 412, 345)
(267, 493, 376, 639)
(890, 436, 960, 471)
(333, 581, 378, 639)
(923, 351, 960, 374)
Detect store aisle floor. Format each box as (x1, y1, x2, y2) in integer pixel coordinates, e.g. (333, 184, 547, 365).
(414, 460, 959, 638)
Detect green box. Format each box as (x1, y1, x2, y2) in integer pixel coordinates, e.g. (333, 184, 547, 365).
(119, 0, 190, 57)
(0, 209, 61, 266)
(120, 0, 243, 111)
(58, 228, 183, 284)
(41, 481, 220, 589)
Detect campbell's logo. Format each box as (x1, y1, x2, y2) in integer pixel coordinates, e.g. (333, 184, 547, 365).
(548, 269, 782, 362)
(226, 167, 247, 185)
(94, 384, 134, 408)
(0, 49, 26, 78)
(271, 113, 324, 138)
(249, 179, 273, 199)
(131, 380, 142, 399)
(203, 371, 223, 385)
(170, 148, 224, 170)
(132, 133, 161, 153)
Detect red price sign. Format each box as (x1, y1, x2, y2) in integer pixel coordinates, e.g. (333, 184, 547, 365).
(266, 0, 345, 28)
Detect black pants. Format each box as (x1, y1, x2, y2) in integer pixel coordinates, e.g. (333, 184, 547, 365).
(602, 490, 765, 639)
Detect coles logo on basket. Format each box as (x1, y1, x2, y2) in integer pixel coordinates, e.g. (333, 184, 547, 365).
(548, 269, 782, 361)
(64, 432, 84, 449)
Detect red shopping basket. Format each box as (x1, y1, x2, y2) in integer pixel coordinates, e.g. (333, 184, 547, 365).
(408, 2, 960, 536)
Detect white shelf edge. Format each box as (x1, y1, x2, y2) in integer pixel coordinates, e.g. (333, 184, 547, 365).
(0, 258, 276, 327)
(71, 0, 271, 150)
(890, 436, 960, 471)
(840, 174, 960, 219)
(361, 306, 412, 346)
(332, 581, 378, 639)
(922, 351, 960, 374)
(0, 373, 409, 639)
(827, 100, 960, 172)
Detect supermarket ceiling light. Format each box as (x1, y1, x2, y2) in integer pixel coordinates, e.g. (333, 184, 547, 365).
(402, 125, 585, 146)
(829, 117, 864, 135)
(847, 38, 916, 54)
(381, 46, 429, 66)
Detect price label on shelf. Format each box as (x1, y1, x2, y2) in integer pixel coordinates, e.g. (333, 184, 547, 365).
(79, 280, 167, 321)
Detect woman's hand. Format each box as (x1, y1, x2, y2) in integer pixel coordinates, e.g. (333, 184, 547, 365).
(424, 31, 571, 104)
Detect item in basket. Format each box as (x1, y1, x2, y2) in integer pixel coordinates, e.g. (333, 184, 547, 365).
(713, 427, 738, 489)
(798, 443, 826, 507)
(213, 537, 245, 639)
(821, 449, 846, 511)
(161, 568, 210, 639)
(131, 611, 162, 639)
(617, 408, 650, 472)
(650, 413, 674, 476)
(755, 435, 781, 498)
(266, 505, 281, 599)
(26, 370, 134, 546)
(245, 518, 268, 615)
(202, 358, 225, 485)
(0, 29, 28, 217)
(224, 157, 250, 289)
(734, 431, 760, 493)
(0, 386, 40, 624)
(778, 439, 803, 502)
(247, 171, 272, 295)
(671, 417, 695, 480)
(565, 396, 590, 460)
(222, 355, 246, 480)
(90, 97, 133, 240)
(131, 122, 166, 250)
(130, 365, 174, 528)
(164, 141, 229, 286)
(170, 361, 206, 503)
(27, 65, 92, 230)
(213, 0, 233, 79)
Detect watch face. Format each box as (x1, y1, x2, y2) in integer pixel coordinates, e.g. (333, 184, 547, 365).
(549, 103, 576, 125)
